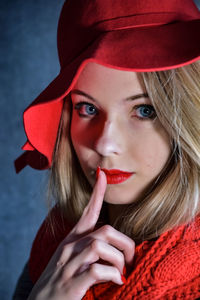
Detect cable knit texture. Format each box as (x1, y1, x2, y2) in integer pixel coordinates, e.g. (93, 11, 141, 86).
(29, 207, 200, 299)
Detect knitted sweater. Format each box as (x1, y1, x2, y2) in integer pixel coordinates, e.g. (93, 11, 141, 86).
(28, 207, 200, 299)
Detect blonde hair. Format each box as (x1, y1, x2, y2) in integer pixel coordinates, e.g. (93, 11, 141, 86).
(48, 61, 200, 242)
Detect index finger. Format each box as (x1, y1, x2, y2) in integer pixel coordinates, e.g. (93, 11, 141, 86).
(69, 169, 107, 238)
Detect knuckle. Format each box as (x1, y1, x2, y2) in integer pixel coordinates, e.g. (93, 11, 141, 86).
(89, 263, 101, 280)
(128, 239, 135, 251)
(90, 239, 101, 252)
(101, 224, 113, 236)
(120, 234, 135, 252)
(89, 240, 100, 261)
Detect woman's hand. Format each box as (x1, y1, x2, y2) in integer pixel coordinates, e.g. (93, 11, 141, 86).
(28, 170, 135, 300)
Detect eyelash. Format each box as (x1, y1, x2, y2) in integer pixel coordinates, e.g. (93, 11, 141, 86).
(132, 104, 157, 120)
(74, 102, 98, 118)
(74, 101, 157, 120)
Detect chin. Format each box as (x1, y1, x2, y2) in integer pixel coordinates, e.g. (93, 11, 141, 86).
(104, 181, 151, 205)
(104, 188, 136, 205)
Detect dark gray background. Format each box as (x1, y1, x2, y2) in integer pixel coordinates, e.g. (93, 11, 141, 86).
(0, 1, 64, 299)
(0, 1, 200, 299)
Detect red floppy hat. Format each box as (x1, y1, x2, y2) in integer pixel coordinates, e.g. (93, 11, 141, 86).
(15, 0, 200, 173)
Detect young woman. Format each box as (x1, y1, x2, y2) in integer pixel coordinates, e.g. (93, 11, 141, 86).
(13, 0, 200, 299)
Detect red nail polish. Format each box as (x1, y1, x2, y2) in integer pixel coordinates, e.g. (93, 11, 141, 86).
(96, 166, 101, 180)
(121, 275, 126, 284)
(123, 266, 126, 276)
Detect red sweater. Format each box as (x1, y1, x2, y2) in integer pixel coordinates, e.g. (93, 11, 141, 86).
(28, 208, 200, 299)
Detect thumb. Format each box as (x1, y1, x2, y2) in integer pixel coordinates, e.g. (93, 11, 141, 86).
(69, 169, 107, 237)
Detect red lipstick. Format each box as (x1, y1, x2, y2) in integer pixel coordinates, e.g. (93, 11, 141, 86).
(101, 168, 134, 184)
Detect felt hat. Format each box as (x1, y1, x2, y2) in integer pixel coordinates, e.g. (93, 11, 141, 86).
(15, 0, 200, 173)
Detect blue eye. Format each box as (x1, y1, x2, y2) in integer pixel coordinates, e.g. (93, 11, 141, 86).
(74, 102, 97, 117)
(135, 105, 156, 120)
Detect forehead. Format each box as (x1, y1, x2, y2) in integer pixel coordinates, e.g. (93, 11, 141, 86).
(73, 62, 146, 99)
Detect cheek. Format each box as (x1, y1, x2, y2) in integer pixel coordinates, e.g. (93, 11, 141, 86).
(70, 113, 88, 148)
(140, 135, 171, 173)
(144, 146, 170, 169)
(70, 113, 97, 164)
(127, 124, 171, 174)
(71, 113, 81, 139)
(71, 112, 103, 149)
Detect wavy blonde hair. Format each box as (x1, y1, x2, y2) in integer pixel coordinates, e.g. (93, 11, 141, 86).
(48, 61, 200, 242)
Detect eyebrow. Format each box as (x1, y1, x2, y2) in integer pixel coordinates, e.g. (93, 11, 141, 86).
(70, 89, 149, 102)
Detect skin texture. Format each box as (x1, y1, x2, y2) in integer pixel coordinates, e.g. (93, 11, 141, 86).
(70, 62, 172, 222)
(28, 171, 135, 300)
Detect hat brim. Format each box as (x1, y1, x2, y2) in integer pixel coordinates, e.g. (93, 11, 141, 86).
(15, 20, 200, 172)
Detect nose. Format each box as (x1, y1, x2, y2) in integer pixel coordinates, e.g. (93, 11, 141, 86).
(94, 119, 123, 156)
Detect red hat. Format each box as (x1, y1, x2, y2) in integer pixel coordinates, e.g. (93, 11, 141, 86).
(15, 0, 200, 173)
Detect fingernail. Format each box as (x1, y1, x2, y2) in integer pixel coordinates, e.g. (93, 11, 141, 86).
(123, 266, 126, 276)
(121, 275, 126, 284)
(96, 166, 101, 180)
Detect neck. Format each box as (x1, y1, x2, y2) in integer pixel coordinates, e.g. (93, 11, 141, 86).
(107, 203, 127, 225)
(97, 201, 128, 226)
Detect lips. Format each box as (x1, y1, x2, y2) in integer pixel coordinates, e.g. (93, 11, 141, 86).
(101, 168, 134, 184)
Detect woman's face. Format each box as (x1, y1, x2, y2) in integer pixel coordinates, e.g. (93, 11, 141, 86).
(70, 62, 171, 205)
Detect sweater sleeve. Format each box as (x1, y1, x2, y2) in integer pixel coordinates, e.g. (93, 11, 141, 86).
(28, 206, 73, 284)
(12, 262, 34, 300)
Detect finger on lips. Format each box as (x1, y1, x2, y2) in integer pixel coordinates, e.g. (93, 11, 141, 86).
(56, 167, 132, 288)
(70, 168, 107, 236)
(86, 170, 107, 227)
